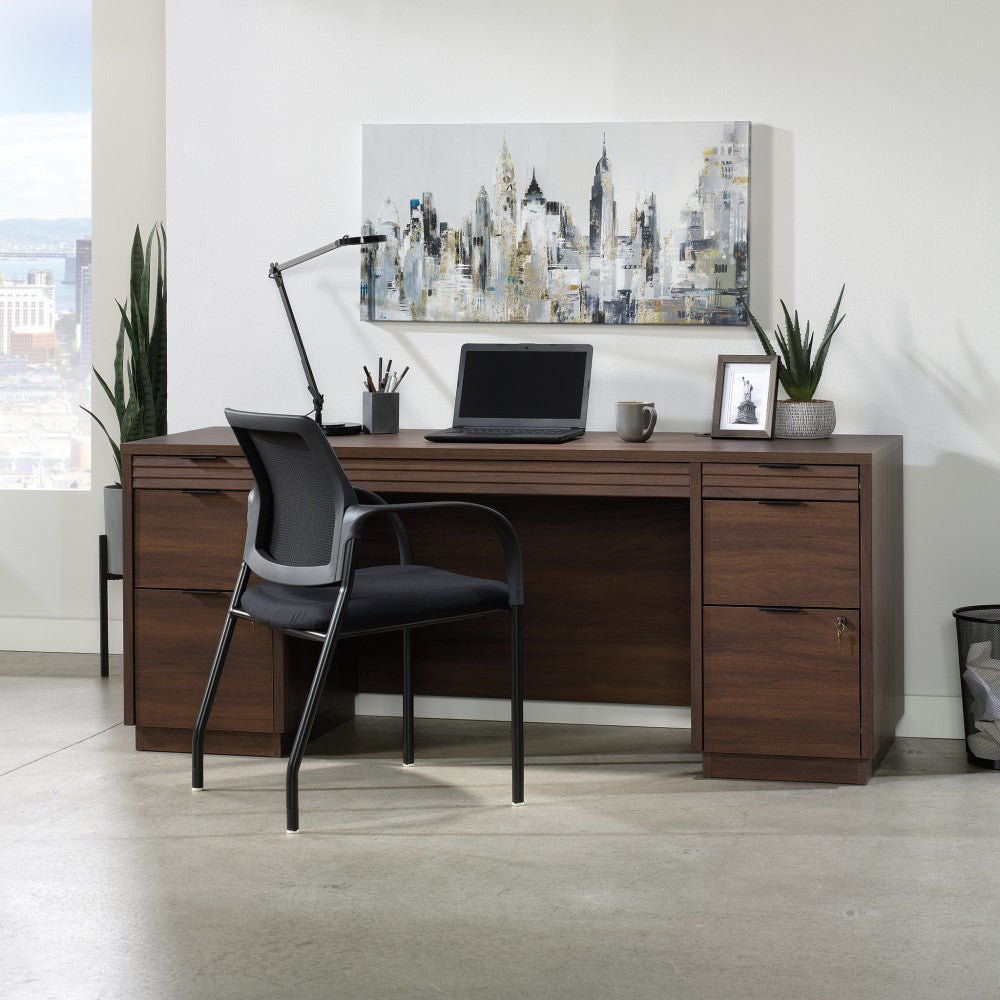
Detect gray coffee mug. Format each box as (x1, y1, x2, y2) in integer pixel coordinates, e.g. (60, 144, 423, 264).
(616, 401, 657, 442)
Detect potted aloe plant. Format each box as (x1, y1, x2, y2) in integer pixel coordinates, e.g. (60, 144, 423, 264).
(82, 222, 167, 573)
(742, 285, 845, 439)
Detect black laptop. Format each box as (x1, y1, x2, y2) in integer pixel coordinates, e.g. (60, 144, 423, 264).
(425, 343, 593, 444)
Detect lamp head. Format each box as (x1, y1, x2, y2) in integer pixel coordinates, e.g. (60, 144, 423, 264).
(337, 233, 387, 247)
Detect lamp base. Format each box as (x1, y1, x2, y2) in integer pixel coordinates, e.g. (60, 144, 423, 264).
(321, 422, 363, 436)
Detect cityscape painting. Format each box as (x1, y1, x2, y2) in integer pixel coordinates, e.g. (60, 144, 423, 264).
(361, 121, 749, 325)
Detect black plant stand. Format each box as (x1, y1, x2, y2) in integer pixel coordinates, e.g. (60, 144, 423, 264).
(99, 535, 122, 678)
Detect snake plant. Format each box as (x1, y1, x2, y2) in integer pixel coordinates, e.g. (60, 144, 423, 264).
(83, 222, 167, 485)
(743, 285, 845, 401)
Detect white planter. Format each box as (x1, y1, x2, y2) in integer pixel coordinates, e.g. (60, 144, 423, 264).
(104, 485, 123, 576)
(773, 399, 837, 440)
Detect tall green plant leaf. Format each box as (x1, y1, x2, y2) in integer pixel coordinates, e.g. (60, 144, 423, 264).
(744, 288, 846, 401)
(80, 406, 122, 484)
(117, 303, 149, 442)
(123, 286, 155, 439)
(93, 367, 116, 414)
(741, 297, 777, 357)
(807, 284, 846, 397)
(83, 221, 167, 477)
(148, 223, 168, 435)
(112, 312, 125, 432)
(123, 353, 138, 441)
(130, 226, 148, 342)
(781, 304, 808, 392)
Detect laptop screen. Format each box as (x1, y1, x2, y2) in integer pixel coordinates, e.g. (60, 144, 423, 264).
(455, 344, 593, 426)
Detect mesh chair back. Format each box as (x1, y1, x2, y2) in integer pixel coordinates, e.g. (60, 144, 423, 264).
(225, 409, 358, 586)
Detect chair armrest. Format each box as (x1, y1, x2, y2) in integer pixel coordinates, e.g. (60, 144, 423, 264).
(352, 488, 414, 565)
(341, 500, 524, 605)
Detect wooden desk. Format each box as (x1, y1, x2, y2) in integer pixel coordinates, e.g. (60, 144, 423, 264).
(122, 429, 903, 784)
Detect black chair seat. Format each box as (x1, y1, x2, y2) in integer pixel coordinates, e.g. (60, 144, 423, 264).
(240, 564, 510, 633)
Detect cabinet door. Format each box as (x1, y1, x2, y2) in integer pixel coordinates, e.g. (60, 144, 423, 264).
(703, 606, 861, 758)
(702, 499, 859, 608)
(134, 589, 274, 732)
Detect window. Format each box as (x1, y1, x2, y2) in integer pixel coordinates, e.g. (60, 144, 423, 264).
(0, 0, 91, 489)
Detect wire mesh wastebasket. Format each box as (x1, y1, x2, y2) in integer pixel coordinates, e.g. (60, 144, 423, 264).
(953, 605, 1000, 769)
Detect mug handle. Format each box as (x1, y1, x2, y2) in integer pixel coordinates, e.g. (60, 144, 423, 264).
(641, 405, 657, 442)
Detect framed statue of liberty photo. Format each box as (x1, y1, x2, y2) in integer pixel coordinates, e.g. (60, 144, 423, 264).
(711, 355, 778, 438)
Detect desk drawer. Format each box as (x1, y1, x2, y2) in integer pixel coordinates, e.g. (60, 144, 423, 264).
(341, 457, 691, 498)
(131, 454, 250, 490)
(134, 589, 274, 732)
(703, 605, 861, 758)
(703, 499, 859, 608)
(134, 488, 249, 589)
(702, 463, 859, 501)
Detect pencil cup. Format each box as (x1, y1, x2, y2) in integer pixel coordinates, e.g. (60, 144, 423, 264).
(362, 392, 399, 434)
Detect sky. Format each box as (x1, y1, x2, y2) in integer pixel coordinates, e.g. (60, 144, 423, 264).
(0, 0, 91, 219)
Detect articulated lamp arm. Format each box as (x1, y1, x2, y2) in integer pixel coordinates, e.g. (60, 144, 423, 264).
(268, 233, 386, 430)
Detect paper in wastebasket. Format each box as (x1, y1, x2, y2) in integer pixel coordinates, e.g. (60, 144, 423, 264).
(968, 730, 1000, 760)
(963, 663, 1000, 722)
(976, 719, 1000, 745)
(967, 640, 997, 665)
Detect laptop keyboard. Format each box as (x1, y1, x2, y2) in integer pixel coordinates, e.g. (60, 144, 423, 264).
(457, 426, 573, 436)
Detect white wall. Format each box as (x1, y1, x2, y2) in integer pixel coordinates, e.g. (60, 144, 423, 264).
(0, 0, 164, 652)
(165, 0, 1000, 737)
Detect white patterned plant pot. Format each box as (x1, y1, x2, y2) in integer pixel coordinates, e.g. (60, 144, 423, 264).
(773, 399, 837, 439)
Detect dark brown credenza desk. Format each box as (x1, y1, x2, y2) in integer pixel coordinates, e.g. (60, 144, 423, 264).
(122, 428, 903, 785)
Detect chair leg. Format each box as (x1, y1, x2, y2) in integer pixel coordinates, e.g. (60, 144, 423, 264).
(402, 627, 414, 765)
(191, 612, 239, 789)
(286, 583, 352, 833)
(192, 564, 250, 790)
(511, 605, 524, 804)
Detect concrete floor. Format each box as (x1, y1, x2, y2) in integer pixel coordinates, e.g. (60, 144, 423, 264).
(1, 653, 998, 1000)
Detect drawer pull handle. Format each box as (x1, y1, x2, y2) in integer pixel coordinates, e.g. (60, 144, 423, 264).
(758, 463, 803, 469)
(181, 488, 221, 495)
(181, 588, 224, 596)
(759, 606, 803, 613)
(188, 455, 225, 461)
(758, 499, 803, 506)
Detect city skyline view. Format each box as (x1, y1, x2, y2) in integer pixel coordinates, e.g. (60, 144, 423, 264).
(362, 121, 749, 325)
(0, 0, 91, 489)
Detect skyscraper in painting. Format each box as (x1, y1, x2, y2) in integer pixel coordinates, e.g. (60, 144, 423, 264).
(361, 121, 749, 325)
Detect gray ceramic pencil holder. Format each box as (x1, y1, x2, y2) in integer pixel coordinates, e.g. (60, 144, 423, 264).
(362, 392, 399, 434)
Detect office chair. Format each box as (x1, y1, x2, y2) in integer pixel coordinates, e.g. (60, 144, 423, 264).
(192, 409, 524, 832)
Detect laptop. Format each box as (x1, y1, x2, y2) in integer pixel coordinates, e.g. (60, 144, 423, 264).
(425, 343, 593, 444)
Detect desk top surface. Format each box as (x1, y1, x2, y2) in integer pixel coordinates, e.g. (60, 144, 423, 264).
(126, 427, 902, 465)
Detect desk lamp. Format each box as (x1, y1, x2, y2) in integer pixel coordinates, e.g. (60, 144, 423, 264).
(268, 233, 386, 435)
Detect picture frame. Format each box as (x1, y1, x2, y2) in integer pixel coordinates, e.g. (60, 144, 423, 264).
(711, 355, 779, 438)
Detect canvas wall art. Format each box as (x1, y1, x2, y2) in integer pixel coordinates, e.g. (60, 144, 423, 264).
(360, 121, 749, 325)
